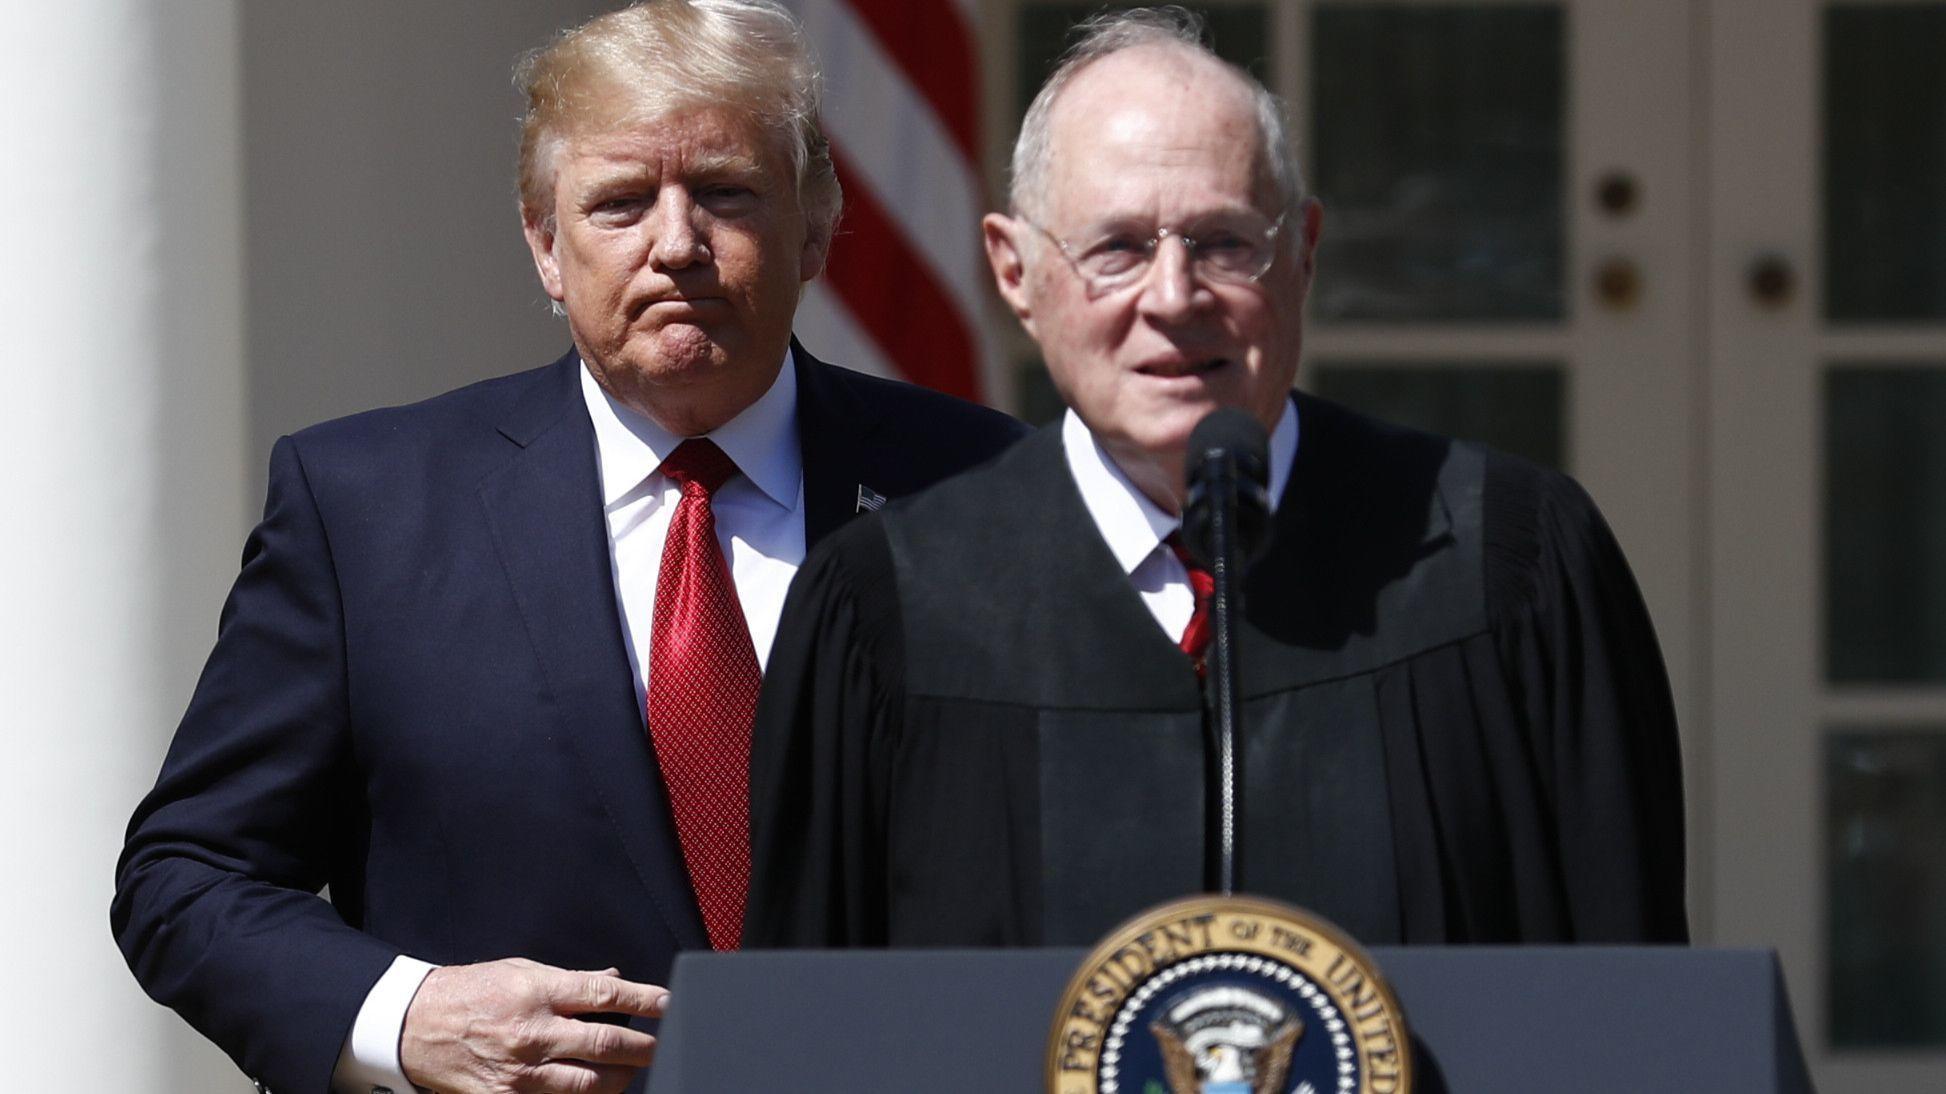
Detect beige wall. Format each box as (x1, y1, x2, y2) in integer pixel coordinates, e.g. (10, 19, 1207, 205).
(241, 2, 608, 498)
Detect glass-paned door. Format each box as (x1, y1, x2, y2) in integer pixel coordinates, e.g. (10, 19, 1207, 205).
(1711, 1, 1946, 1088)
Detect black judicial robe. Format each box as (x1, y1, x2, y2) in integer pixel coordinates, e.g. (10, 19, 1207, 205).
(745, 394, 1687, 949)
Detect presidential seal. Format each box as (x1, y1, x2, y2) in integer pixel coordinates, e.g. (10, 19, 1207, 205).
(1047, 895, 1411, 1094)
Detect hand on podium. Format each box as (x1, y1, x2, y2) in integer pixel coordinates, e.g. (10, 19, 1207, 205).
(401, 958, 669, 1093)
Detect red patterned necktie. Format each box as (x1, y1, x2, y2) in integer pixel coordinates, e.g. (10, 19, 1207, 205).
(647, 438, 759, 951)
(1166, 533, 1214, 674)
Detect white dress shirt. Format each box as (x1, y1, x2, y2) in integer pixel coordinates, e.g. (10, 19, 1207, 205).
(1060, 398, 1298, 645)
(585, 350, 806, 689)
(332, 352, 808, 1093)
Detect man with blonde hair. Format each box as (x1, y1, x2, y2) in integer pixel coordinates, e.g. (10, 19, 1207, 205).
(113, 3, 1021, 1092)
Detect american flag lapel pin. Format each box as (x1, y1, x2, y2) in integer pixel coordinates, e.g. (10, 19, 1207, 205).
(855, 484, 888, 513)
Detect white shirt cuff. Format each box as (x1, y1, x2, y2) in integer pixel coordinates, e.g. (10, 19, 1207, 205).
(331, 955, 436, 1094)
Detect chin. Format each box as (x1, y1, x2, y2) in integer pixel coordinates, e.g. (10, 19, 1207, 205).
(651, 323, 731, 362)
(1126, 419, 1200, 464)
(621, 344, 735, 392)
(1147, 394, 1228, 436)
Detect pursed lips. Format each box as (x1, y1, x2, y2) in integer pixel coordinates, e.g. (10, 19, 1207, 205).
(629, 294, 726, 323)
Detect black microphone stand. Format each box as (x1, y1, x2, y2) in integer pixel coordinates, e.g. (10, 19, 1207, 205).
(1184, 408, 1269, 898)
(1199, 451, 1246, 895)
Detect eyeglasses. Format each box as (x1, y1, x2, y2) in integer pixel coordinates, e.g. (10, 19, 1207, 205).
(1026, 212, 1285, 296)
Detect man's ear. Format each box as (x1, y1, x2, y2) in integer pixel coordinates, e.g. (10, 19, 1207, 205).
(799, 216, 833, 283)
(1295, 197, 1324, 287)
(522, 207, 565, 302)
(983, 213, 1037, 338)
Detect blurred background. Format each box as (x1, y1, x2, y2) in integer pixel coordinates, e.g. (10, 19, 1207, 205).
(5, 1, 1941, 1090)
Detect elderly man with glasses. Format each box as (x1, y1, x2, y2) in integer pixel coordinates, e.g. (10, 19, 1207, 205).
(744, 8, 1687, 950)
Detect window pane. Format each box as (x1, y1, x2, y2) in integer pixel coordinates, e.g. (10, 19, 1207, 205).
(1824, 6, 1946, 322)
(1309, 363, 1564, 469)
(1827, 731, 1946, 1048)
(1825, 367, 1946, 682)
(1311, 4, 1564, 322)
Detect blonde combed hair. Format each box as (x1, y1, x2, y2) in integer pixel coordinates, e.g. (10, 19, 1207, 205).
(514, 0, 841, 242)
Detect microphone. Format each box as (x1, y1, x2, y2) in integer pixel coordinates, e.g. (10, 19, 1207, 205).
(1181, 408, 1271, 570)
(1177, 407, 1271, 896)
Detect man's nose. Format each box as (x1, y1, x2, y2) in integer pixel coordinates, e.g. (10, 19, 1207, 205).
(649, 192, 712, 269)
(1134, 235, 1200, 321)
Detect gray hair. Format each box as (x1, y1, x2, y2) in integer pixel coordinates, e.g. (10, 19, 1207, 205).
(1008, 6, 1305, 221)
(514, 0, 842, 244)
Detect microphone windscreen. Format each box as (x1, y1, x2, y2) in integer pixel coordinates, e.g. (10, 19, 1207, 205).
(1186, 408, 1270, 493)
(1182, 408, 1273, 568)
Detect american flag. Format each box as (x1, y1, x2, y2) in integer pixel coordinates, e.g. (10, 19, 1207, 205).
(787, 0, 992, 405)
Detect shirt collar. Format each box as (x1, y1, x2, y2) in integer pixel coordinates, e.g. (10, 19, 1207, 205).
(1062, 395, 1300, 577)
(579, 347, 802, 511)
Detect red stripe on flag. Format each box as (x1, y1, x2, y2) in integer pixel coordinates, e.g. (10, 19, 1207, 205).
(824, 148, 982, 402)
(841, 0, 979, 163)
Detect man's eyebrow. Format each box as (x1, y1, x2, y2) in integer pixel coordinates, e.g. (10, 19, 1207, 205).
(682, 150, 764, 179)
(573, 162, 655, 194)
(569, 149, 764, 200)
(1069, 214, 1149, 236)
(1191, 204, 1273, 223)
(1071, 205, 1268, 233)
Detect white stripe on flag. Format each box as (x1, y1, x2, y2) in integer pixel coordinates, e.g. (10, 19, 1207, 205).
(795, 279, 900, 380)
(797, 0, 988, 330)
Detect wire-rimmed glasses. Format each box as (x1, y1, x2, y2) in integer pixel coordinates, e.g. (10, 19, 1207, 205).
(1026, 211, 1285, 296)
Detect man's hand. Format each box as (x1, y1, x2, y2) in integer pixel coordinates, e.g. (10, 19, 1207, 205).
(400, 958, 669, 1094)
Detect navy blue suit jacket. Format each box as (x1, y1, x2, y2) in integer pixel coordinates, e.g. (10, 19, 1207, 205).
(112, 344, 1025, 1091)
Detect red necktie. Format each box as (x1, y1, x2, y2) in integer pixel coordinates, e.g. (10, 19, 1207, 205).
(1166, 533, 1214, 673)
(647, 439, 759, 951)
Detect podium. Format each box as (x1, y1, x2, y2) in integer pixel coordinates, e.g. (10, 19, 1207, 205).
(646, 947, 1810, 1092)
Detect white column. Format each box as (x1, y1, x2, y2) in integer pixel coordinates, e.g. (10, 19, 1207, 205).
(0, 1, 247, 1088)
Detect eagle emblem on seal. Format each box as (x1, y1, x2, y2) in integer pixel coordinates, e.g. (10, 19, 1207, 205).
(1150, 984, 1305, 1094)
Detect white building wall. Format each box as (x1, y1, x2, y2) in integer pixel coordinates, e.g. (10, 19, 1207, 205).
(2, 0, 247, 1088)
(240, 2, 608, 491)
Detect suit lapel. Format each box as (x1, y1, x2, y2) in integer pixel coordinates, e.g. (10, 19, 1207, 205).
(791, 339, 885, 548)
(476, 354, 709, 951)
